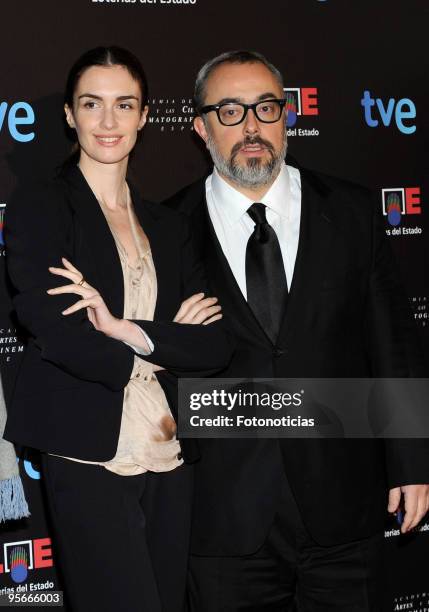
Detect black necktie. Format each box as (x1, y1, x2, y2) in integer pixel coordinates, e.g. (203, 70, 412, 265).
(245, 203, 288, 342)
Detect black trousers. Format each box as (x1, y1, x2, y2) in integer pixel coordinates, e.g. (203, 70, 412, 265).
(187, 473, 383, 611)
(41, 454, 193, 612)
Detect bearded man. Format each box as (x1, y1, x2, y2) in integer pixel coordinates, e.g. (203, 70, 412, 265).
(165, 50, 429, 611)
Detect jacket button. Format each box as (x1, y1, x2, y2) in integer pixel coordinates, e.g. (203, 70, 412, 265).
(273, 347, 285, 358)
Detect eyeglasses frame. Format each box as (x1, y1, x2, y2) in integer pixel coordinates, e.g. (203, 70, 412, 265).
(198, 98, 287, 126)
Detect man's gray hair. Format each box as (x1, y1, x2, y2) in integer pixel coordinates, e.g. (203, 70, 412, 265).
(194, 50, 284, 112)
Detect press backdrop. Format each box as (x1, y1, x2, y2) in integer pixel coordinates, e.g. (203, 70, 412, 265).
(0, 1, 428, 609)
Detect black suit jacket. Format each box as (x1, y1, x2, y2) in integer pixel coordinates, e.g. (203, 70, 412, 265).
(165, 164, 429, 552)
(4, 165, 233, 461)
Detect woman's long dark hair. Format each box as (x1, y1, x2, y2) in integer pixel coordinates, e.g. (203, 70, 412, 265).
(62, 46, 148, 169)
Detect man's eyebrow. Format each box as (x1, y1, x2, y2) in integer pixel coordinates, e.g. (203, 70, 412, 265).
(212, 92, 281, 106)
(256, 92, 281, 101)
(77, 94, 140, 101)
(213, 97, 242, 106)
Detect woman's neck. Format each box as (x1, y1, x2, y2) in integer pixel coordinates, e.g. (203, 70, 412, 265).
(78, 153, 129, 211)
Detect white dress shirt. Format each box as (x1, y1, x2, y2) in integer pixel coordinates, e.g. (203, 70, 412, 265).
(205, 163, 302, 299)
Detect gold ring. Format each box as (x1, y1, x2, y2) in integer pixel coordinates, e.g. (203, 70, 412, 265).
(78, 277, 85, 286)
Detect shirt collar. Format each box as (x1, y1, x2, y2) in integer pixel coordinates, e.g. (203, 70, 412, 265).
(210, 162, 291, 225)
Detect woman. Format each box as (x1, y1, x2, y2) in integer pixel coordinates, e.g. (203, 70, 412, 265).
(4, 46, 233, 612)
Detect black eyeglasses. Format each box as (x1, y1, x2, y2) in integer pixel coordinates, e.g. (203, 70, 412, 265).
(199, 99, 287, 126)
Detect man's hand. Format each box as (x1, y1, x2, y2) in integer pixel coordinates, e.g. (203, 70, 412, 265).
(388, 484, 429, 533)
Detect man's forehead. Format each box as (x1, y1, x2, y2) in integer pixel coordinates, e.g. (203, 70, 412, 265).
(206, 62, 282, 98)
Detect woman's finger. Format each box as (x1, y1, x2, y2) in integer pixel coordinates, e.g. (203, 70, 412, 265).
(47, 284, 98, 298)
(202, 314, 223, 325)
(61, 258, 83, 276)
(48, 267, 78, 282)
(49, 259, 86, 285)
(62, 297, 102, 316)
(174, 293, 205, 322)
(191, 304, 222, 325)
(182, 297, 218, 322)
(181, 293, 206, 311)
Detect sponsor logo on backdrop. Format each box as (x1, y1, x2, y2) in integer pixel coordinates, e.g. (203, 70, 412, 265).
(382, 187, 423, 237)
(0, 327, 25, 363)
(0, 203, 5, 247)
(392, 592, 429, 611)
(361, 91, 416, 135)
(9, 546, 29, 583)
(91, 0, 198, 5)
(411, 296, 428, 329)
(0, 102, 35, 142)
(147, 97, 194, 132)
(283, 87, 319, 137)
(0, 538, 54, 594)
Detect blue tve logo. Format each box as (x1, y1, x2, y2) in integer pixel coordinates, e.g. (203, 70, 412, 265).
(0, 101, 35, 142)
(361, 91, 416, 135)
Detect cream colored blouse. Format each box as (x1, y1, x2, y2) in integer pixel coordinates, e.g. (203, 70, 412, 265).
(57, 193, 183, 476)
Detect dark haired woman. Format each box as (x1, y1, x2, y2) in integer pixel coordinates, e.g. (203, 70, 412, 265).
(4, 46, 233, 612)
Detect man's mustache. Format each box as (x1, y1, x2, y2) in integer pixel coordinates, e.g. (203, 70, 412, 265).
(230, 136, 275, 159)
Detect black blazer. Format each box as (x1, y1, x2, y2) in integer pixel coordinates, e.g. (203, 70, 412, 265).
(4, 165, 233, 462)
(165, 164, 429, 552)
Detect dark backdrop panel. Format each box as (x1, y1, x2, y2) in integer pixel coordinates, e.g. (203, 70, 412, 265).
(1, 1, 428, 608)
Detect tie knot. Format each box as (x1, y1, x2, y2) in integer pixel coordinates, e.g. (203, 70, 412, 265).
(247, 202, 267, 225)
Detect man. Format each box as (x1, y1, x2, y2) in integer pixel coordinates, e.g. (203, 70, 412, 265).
(166, 51, 429, 610)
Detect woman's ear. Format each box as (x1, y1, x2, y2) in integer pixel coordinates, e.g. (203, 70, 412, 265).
(138, 105, 149, 131)
(64, 104, 76, 129)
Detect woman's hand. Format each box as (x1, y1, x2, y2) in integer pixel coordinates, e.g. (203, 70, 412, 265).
(174, 293, 222, 325)
(47, 258, 152, 356)
(47, 258, 120, 336)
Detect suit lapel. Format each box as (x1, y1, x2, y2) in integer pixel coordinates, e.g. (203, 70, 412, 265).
(201, 194, 274, 347)
(276, 168, 334, 345)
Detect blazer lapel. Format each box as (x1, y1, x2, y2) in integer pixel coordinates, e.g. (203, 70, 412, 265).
(61, 167, 176, 322)
(61, 165, 125, 318)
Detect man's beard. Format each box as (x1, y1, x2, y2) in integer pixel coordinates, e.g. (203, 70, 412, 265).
(206, 130, 287, 189)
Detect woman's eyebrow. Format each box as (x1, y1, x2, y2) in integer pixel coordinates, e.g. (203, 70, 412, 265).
(78, 93, 102, 100)
(77, 94, 139, 101)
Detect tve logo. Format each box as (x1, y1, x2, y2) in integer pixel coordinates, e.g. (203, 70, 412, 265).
(284, 88, 319, 128)
(382, 187, 421, 226)
(0, 101, 35, 142)
(19, 455, 41, 481)
(361, 91, 416, 135)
